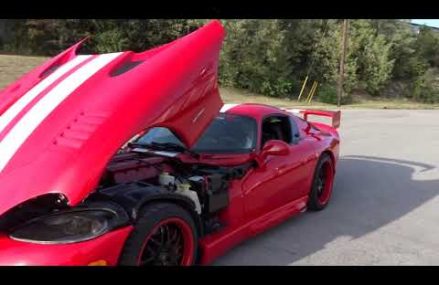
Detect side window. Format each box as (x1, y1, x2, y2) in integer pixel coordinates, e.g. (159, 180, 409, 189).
(261, 115, 292, 147)
(289, 117, 301, 144)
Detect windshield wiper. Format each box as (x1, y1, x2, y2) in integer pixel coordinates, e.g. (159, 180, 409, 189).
(128, 142, 149, 149)
(129, 142, 199, 158)
(151, 142, 200, 158)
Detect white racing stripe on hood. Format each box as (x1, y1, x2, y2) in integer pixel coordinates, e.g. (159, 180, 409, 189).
(0, 52, 122, 173)
(0, 55, 91, 134)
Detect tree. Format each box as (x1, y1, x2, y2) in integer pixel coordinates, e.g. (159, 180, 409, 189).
(220, 20, 294, 97)
(3, 19, 439, 104)
(415, 26, 439, 67)
(347, 20, 394, 95)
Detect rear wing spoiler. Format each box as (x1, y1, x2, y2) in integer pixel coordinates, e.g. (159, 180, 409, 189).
(283, 108, 341, 129)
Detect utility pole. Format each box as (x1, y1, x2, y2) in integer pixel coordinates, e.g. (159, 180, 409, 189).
(337, 19, 348, 107)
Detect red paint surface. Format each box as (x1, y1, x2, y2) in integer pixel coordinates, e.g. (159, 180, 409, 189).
(0, 21, 340, 265)
(0, 20, 225, 215)
(0, 226, 133, 265)
(196, 105, 340, 264)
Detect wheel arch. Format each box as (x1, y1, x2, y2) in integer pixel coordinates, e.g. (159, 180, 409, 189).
(92, 184, 204, 238)
(136, 197, 204, 237)
(307, 149, 336, 211)
(322, 149, 336, 171)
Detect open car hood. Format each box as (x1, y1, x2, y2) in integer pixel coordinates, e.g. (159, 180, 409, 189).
(0, 20, 225, 215)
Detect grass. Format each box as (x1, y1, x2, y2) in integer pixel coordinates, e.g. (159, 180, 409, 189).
(0, 54, 48, 89)
(220, 86, 439, 110)
(220, 87, 336, 109)
(1, 54, 438, 110)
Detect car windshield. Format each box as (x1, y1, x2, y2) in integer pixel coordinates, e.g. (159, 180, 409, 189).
(135, 113, 257, 154)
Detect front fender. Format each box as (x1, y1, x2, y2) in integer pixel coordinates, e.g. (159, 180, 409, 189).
(91, 182, 203, 236)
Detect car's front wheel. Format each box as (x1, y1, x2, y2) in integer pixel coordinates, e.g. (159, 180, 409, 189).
(307, 153, 335, 211)
(119, 202, 198, 266)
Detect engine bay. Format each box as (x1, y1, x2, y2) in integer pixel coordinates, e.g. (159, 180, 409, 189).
(0, 147, 253, 237)
(94, 149, 253, 233)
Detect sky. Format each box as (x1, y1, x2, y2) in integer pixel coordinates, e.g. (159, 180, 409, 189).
(411, 19, 439, 28)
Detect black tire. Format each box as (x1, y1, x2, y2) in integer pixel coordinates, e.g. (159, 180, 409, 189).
(307, 153, 335, 211)
(119, 202, 198, 266)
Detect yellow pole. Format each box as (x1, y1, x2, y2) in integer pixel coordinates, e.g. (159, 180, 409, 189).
(306, 81, 317, 103)
(297, 76, 309, 102)
(308, 81, 319, 103)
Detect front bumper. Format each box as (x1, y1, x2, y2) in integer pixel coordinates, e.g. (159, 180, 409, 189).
(0, 226, 133, 266)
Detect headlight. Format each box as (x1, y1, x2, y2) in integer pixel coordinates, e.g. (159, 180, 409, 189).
(9, 209, 116, 244)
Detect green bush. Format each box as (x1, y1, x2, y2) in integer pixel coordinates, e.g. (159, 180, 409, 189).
(261, 79, 295, 98)
(94, 29, 129, 53)
(5, 19, 439, 106)
(412, 68, 439, 103)
(317, 84, 337, 104)
(317, 84, 352, 105)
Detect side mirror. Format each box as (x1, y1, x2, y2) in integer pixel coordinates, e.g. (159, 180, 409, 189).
(260, 140, 290, 161)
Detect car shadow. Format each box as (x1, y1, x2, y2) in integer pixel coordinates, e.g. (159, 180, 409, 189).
(213, 155, 439, 265)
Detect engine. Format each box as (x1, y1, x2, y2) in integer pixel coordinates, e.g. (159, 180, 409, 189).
(96, 151, 251, 222)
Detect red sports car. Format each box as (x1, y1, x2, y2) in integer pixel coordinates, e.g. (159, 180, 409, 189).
(0, 20, 340, 266)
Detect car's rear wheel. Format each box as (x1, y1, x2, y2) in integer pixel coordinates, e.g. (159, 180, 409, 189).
(119, 202, 197, 266)
(308, 153, 335, 211)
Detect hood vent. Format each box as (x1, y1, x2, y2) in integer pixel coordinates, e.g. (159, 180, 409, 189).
(110, 60, 143, 77)
(53, 111, 108, 150)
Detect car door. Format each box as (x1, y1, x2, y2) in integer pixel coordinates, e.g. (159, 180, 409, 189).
(242, 114, 316, 225)
(278, 116, 318, 199)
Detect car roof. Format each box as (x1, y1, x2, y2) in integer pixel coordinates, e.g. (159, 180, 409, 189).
(220, 103, 290, 121)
